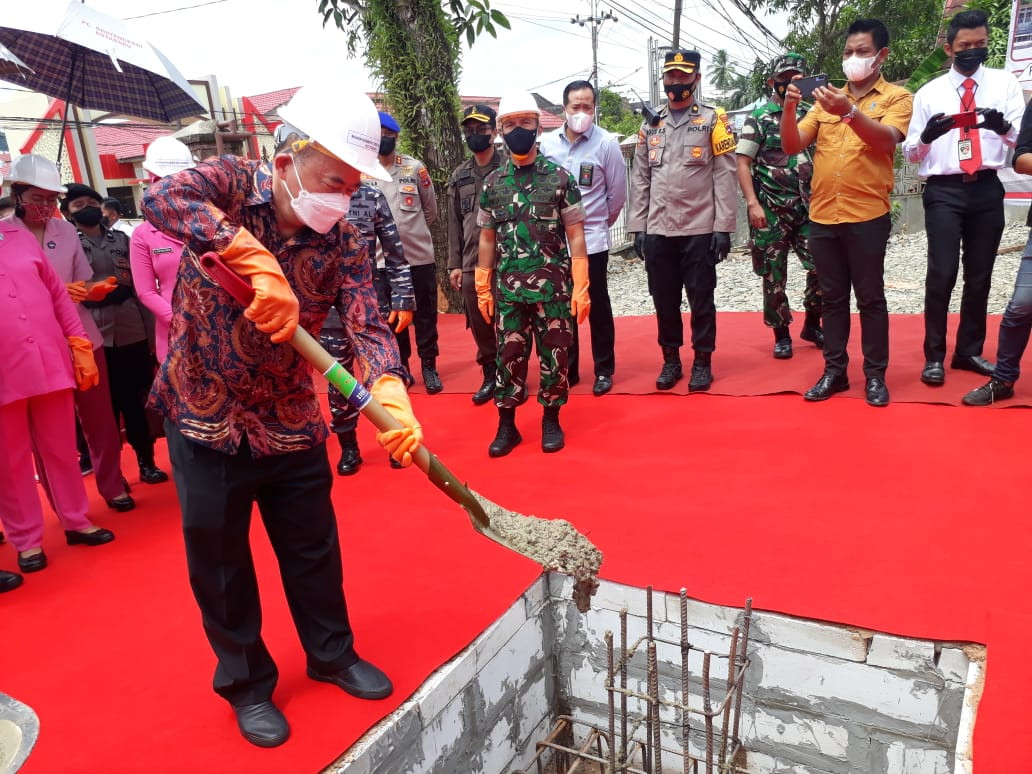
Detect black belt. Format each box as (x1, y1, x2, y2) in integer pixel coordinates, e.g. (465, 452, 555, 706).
(926, 169, 998, 184)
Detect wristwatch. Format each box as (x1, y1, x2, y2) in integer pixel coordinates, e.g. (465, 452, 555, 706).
(841, 105, 859, 124)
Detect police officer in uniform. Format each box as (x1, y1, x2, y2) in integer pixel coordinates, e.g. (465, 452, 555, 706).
(364, 112, 442, 393)
(736, 52, 823, 359)
(627, 49, 738, 392)
(447, 104, 503, 406)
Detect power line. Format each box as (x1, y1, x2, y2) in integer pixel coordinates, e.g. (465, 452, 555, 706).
(124, 0, 231, 20)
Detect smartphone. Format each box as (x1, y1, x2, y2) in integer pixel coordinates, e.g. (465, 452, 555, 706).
(950, 111, 979, 129)
(794, 73, 829, 99)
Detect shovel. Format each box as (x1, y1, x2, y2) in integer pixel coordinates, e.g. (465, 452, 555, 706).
(198, 252, 602, 611)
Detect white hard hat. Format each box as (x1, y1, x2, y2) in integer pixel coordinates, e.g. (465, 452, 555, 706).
(277, 83, 390, 181)
(496, 92, 541, 123)
(143, 136, 195, 177)
(8, 154, 67, 193)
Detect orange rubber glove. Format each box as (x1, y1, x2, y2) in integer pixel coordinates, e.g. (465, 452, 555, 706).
(68, 336, 99, 390)
(570, 257, 590, 324)
(475, 266, 494, 324)
(388, 309, 413, 333)
(66, 281, 88, 303)
(84, 276, 118, 301)
(371, 374, 423, 467)
(222, 227, 299, 343)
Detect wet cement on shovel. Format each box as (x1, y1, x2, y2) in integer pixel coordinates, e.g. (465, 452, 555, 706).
(470, 491, 603, 613)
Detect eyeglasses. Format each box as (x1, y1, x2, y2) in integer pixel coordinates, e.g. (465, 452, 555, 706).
(463, 126, 494, 136)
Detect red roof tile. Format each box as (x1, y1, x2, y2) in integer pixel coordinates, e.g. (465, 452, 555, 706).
(93, 124, 172, 162)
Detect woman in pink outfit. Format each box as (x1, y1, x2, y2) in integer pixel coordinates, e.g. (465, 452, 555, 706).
(130, 136, 195, 363)
(0, 218, 115, 574)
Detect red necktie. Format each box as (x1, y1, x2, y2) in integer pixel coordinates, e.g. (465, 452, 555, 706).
(960, 78, 982, 175)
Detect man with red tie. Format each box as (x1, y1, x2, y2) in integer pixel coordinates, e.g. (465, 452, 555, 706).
(903, 10, 1026, 387)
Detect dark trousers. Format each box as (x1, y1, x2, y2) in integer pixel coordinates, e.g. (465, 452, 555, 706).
(460, 269, 498, 368)
(809, 215, 891, 379)
(165, 424, 358, 706)
(995, 254, 1032, 384)
(644, 234, 717, 353)
(922, 172, 1005, 362)
(395, 263, 439, 365)
(569, 250, 616, 379)
(104, 339, 155, 465)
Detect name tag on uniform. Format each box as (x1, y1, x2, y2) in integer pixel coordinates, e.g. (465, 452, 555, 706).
(578, 162, 594, 187)
(958, 138, 973, 162)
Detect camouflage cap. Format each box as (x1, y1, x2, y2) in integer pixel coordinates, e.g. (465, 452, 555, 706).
(770, 52, 807, 78)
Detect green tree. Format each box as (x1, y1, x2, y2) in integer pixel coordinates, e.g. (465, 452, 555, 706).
(710, 49, 736, 92)
(966, 0, 1011, 68)
(317, 0, 510, 312)
(597, 87, 644, 138)
(719, 57, 767, 110)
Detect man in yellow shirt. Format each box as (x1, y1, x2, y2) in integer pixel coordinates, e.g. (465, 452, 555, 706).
(780, 18, 913, 407)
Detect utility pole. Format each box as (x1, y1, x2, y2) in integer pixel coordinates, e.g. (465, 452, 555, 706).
(571, 0, 617, 99)
(672, 0, 683, 48)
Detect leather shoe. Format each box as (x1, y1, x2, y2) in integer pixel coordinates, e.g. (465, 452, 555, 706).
(65, 527, 115, 547)
(865, 377, 890, 407)
(963, 377, 1015, 406)
(920, 361, 945, 386)
(592, 375, 613, 396)
(234, 700, 289, 748)
(421, 363, 443, 395)
(106, 493, 136, 512)
(804, 373, 849, 401)
(0, 569, 23, 592)
(307, 660, 393, 700)
(18, 551, 47, 573)
(950, 354, 995, 377)
(336, 447, 362, 476)
(139, 464, 169, 484)
(688, 364, 712, 392)
(773, 338, 793, 359)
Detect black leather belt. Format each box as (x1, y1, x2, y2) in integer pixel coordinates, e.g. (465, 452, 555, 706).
(927, 169, 998, 184)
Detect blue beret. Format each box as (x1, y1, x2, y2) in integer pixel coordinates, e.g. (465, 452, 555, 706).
(378, 111, 401, 133)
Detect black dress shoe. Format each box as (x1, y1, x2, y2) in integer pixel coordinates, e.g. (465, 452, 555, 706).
(308, 660, 393, 699)
(920, 361, 945, 386)
(951, 354, 995, 377)
(865, 377, 890, 407)
(592, 375, 613, 396)
(65, 527, 115, 546)
(139, 464, 169, 484)
(18, 551, 47, 573)
(803, 373, 849, 401)
(336, 446, 362, 476)
(799, 325, 824, 349)
(688, 364, 712, 392)
(471, 369, 496, 405)
(0, 569, 23, 592)
(106, 493, 136, 512)
(234, 701, 289, 748)
(421, 363, 443, 394)
(963, 377, 1015, 406)
(773, 338, 793, 359)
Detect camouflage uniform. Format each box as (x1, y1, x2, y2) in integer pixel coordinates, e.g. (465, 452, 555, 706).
(321, 184, 414, 434)
(737, 100, 820, 329)
(477, 156, 586, 408)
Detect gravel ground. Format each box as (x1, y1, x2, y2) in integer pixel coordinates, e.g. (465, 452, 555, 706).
(606, 221, 1030, 317)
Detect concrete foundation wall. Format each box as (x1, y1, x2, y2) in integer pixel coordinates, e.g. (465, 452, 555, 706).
(325, 576, 983, 774)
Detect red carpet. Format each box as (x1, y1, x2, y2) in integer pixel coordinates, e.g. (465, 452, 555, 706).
(4, 312, 1031, 773)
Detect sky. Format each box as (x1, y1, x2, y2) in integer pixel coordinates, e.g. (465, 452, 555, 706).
(0, 0, 789, 110)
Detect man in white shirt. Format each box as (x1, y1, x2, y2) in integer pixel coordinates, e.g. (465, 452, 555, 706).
(540, 80, 627, 396)
(903, 9, 1025, 386)
(102, 197, 136, 237)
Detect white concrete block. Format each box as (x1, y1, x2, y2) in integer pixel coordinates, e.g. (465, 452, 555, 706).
(590, 578, 653, 618)
(419, 686, 470, 768)
(516, 674, 551, 749)
(866, 634, 936, 672)
(662, 593, 744, 635)
(473, 595, 528, 670)
(886, 741, 950, 774)
(522, 575, 549, 618)
(749, 707, 849, 762)
(936, 647, 970, 684)
(477, 616, 545, 709)
(416, 647, 478, 727)
(479, 714, 516, 773)
(751, 612, 870, 662)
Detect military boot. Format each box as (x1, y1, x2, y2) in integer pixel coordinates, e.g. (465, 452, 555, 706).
(773, 326, 793, 359)
(541, 406, 564, 453)
(800, 311, 824, 349)
(422, 358, 443, 394)
(689, 351, 713, 393)
(488, 407, 521, 458)
(335, 431, 362, 476)
(655, 346, 683, 390)
(471, 363, 496, 406)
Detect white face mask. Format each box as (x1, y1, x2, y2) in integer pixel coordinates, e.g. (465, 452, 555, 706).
(842, 54, 878, 83)
(282, 159, 351, 234)
(566, 111, 593, 134)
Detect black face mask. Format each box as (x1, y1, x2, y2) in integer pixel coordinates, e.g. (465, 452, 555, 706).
(378, 136, 397, 156)
(503, 126, 537, 156)
(773, 81, 789, 99)
(465, 133, 493, 153)
(665, 82, 695, 102)
(953, 47, 988, 74)
(71, 206, 104, 227)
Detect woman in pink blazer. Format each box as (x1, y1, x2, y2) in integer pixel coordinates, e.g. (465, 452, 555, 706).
(130, 136, 195, 363)
(0, 219, 116, 574)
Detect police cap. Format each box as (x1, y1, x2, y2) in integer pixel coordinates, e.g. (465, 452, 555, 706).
(663, 49, 700, 74)
(462, 103, 497, 127)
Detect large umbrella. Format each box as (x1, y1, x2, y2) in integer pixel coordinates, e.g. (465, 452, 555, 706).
(0, 1, 206, 127)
